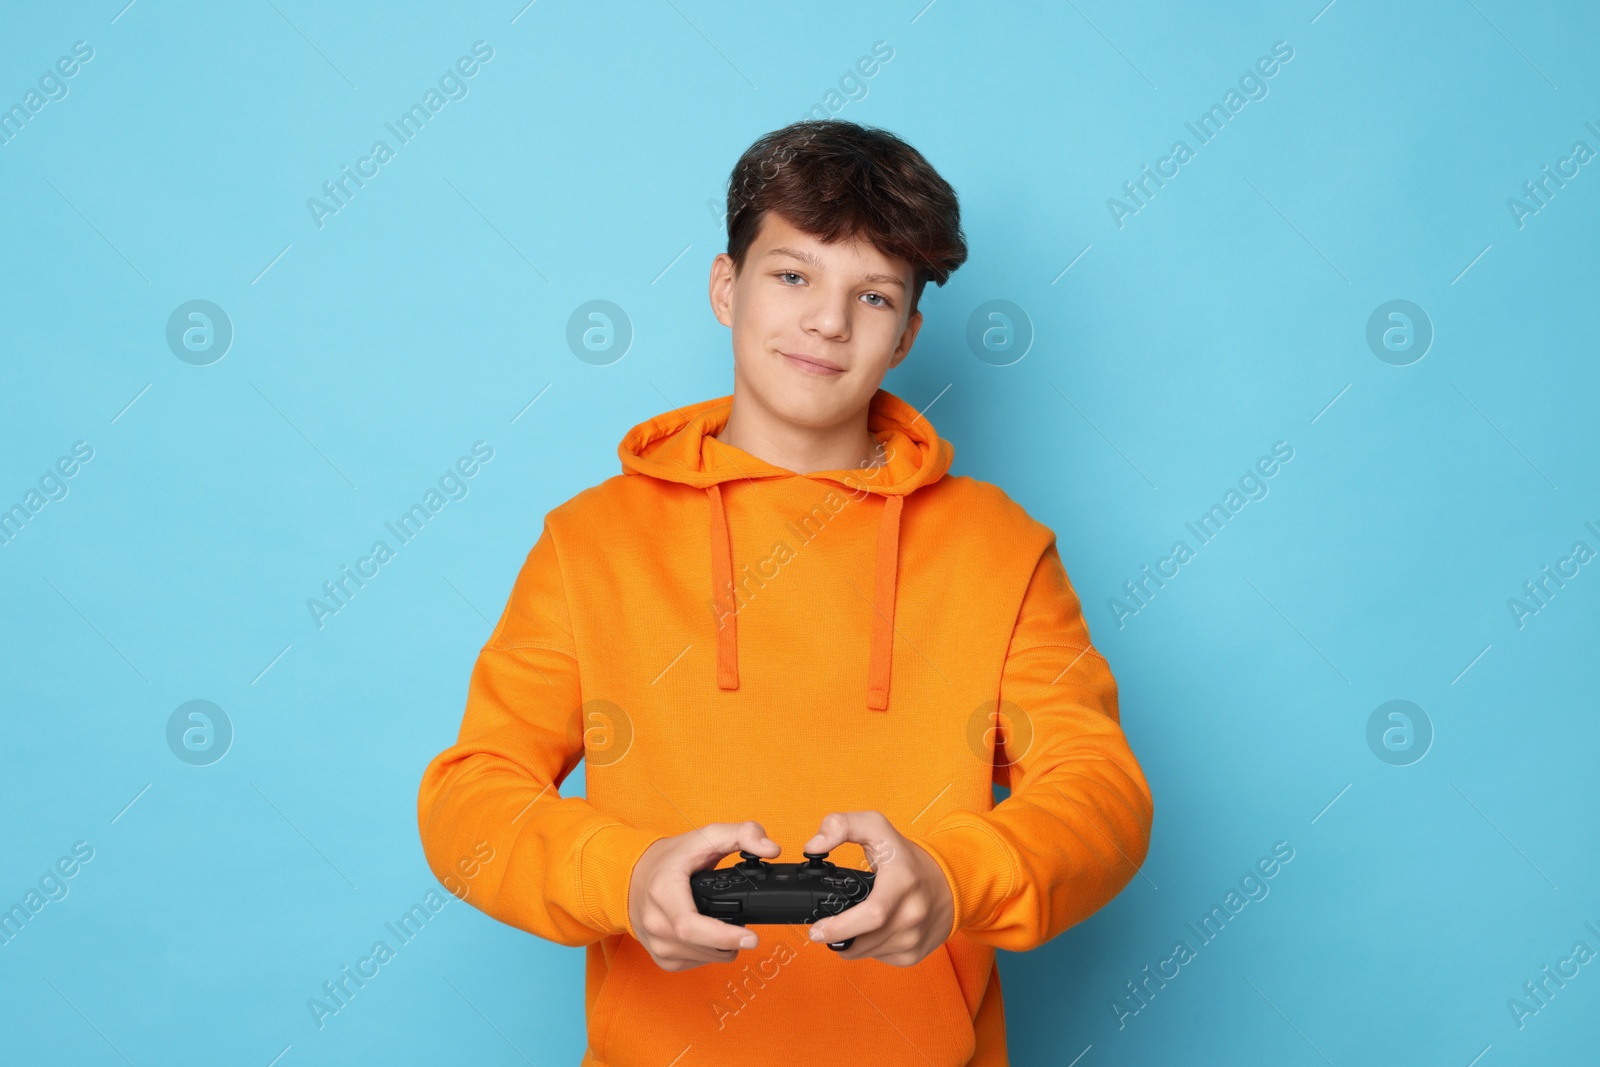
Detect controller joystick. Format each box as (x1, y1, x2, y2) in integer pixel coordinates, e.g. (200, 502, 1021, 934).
(692, 846, 876, 952)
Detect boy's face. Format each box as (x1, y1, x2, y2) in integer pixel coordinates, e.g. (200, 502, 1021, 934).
(709, 212, 923, 432)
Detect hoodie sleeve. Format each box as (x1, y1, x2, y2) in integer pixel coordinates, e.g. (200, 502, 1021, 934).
(904, 540, 1154, 952)
(416, 524, 669, 947)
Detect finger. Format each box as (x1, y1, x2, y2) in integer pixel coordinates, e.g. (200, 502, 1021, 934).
(649, 868, 762, 953)
(809, 893, 890, 948)
(829, 908, 931, 963)
(663, 941, 742, 967)
(651, 945, 739, 971)
(645, 904, 750, 962)
(670, 908, 761, 953)
(663, 828, 769, 948)
(803, 810, 891, 856)
(802, 811, 851, 854)
(832, 923, 899, 962)
(682, 820, 781, 870)
(656, 832, 766, 956)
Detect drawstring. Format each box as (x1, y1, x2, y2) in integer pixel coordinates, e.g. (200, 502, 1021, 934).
(866, 493, 903, 711)
(706, 485, 903, 712)
(707, 484, 740, 691)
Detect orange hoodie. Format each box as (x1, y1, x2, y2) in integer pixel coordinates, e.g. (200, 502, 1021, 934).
(417, 388, 1153, 1066)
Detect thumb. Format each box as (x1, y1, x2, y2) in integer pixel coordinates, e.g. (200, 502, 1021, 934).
(687, 820, 779, 868)
(803, 811, 852, 854)
(730, 820, 780, 857)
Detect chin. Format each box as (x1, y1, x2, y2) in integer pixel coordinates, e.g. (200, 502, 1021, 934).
(753, 378, 858, 427)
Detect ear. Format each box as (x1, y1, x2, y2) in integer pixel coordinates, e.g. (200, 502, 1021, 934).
(709, 253, 736, 327)
(888, 309, 923, 369)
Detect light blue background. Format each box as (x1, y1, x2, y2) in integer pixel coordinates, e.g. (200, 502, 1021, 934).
(3, 1, 1597, 1064)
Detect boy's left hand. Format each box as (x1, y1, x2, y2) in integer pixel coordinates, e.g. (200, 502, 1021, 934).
(802, 810, 954, 966)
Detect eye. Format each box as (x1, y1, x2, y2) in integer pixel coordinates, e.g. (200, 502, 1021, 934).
(777, 270, 804, 285)
(862, 292, 890, 308)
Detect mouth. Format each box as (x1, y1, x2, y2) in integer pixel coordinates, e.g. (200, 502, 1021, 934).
(780, 351, 846, 376)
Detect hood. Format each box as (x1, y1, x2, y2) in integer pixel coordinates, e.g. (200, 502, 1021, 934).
(618, 388, 954, 711)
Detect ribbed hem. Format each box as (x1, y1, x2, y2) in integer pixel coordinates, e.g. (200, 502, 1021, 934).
(905, 815, 1018, 939)
(577, 822, 672, 939)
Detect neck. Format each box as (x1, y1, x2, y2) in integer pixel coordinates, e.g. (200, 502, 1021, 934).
(714, 389, 882, 475)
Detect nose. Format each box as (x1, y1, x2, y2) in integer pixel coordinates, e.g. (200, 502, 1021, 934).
(798, 287, 851, 341)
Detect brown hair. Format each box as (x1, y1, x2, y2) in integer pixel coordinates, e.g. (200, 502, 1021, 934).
(724, 120, 967, 316)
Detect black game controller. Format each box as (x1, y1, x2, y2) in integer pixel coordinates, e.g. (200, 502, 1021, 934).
(691, 850, 876, 951)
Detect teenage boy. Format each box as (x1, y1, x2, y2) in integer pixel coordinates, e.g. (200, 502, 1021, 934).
(418, 119, 1153, 1066)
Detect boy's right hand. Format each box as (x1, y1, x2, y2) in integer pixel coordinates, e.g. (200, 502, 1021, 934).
(626, 820, 780, 971)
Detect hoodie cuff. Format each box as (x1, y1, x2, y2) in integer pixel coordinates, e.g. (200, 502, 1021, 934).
(577, 822, 671, 940)
(905, 814, 1019, 939)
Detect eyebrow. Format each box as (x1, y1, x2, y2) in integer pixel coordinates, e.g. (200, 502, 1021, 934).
(765, 245, 907, 291)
